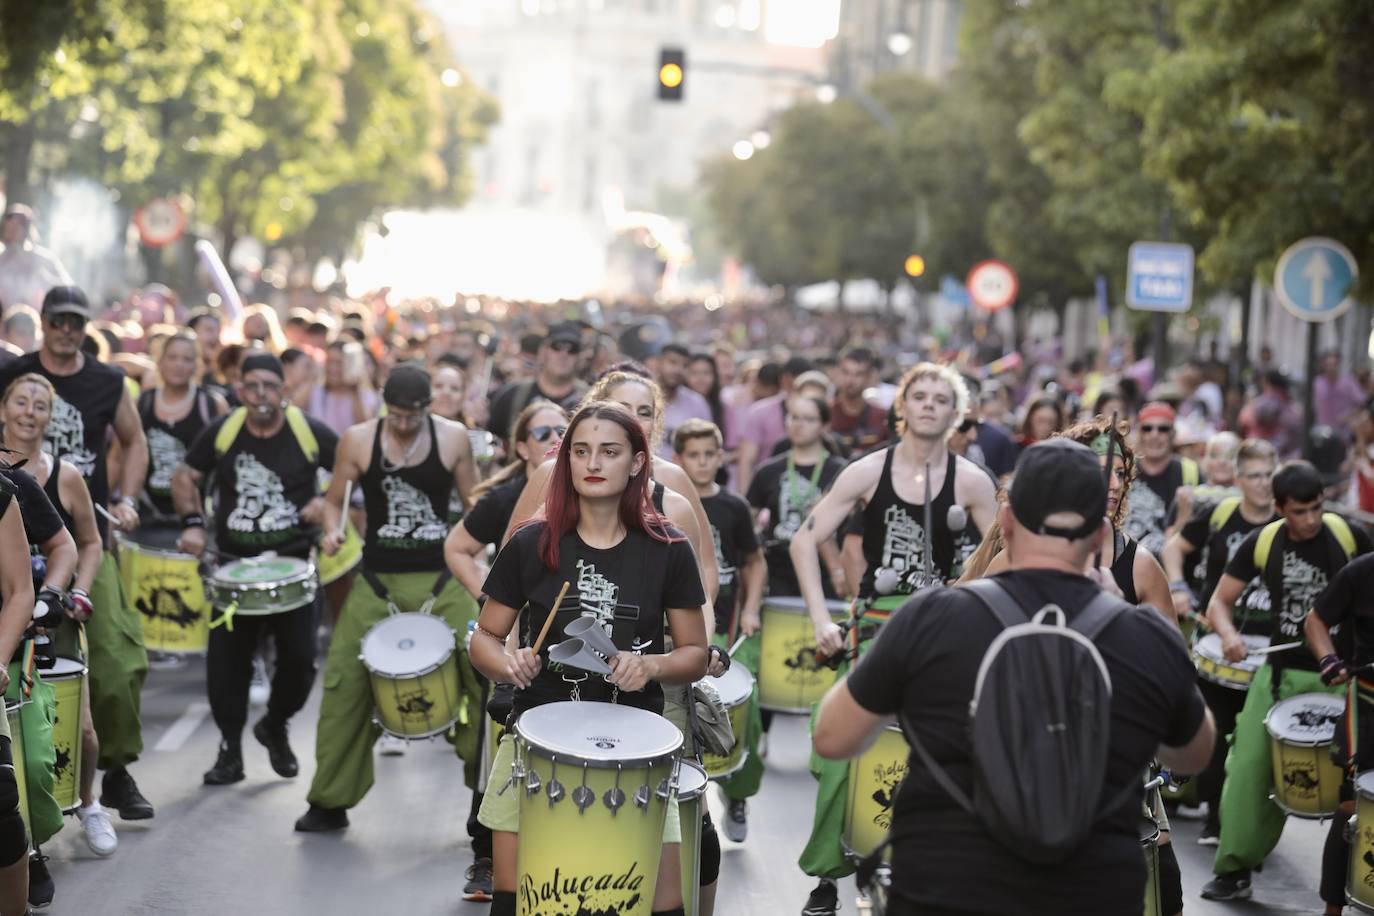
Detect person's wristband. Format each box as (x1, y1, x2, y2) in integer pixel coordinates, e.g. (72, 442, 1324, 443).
(1168, 580, 1190, 594)
(180, 514, 205, 530)
(70, 588, 92, 618)
(118, 497, 137, 510)
(1319, 653, 1348, 685)
(707, 644, 731, 673)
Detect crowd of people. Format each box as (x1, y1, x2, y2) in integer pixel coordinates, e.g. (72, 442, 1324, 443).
(0, 196, 1372, 915)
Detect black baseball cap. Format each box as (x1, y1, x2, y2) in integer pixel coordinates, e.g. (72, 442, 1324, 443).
(545, 322, 583, 347)
(1009, 439, 1108, 540)
(383, 363, 432, 410)
(41, 286, 92, 320)
(241, 352, 285, 380)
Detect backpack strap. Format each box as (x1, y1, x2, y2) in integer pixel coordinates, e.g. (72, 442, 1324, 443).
(214, 407, 249, 457)
(1324, 513, 1356, 559)
(1068, 590, 1133, 641)
(1209, 496, 1241, 533)
(959, 578, 1028, 629)
(1254, 519, 1284, 572)
(283, 406, 319, 463)
(1181, 457, 1199, 487)
(137, 388, 155, 417)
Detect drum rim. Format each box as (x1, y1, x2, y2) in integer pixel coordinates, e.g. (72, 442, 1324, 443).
(697, 664, 754, 706)
(514, 702, 683, 769)
(1192, 632, 1268, 664)
(761, 596, 850, 615)
(371, 714, 461, 741)
(116, 530, 200, 561)
(208, 557, 316, 589)
(675, 759, 710, 800)
(1263, 696, 1343, 747)
(359, 614, 457, 677)
(42, 656, 88, 680)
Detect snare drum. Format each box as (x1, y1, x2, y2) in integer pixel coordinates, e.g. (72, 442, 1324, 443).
(699, 664, 754, 779)
(1347, 771, 1374, 913)
(677, 760, 709, 916)
(1140, 817, 1161, 916)
(843, 725, 909, 860)
(118, 525, 211, 654)
(318, 520, 362, 586)
(1265, 692, 1344, 818)
(514, 702, 682, 916)
(360, 613, 461, 739)
(1192, 633, 1269, 690)
(206, 555, 317, 616)
(6, 699, 27, 829)
(45, 657, 86, 813)
(758, 597, 849, 713)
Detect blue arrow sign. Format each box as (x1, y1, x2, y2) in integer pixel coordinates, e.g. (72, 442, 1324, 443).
(1274, 237, 1358, 323)
(1126, 242, 1194, 312)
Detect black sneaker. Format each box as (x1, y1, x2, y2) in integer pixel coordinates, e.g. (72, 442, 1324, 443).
(294, 805, 349, 833)
(100, 767, 155, 819)
(802, 878, 838, 916)
(723, 799, 748, 842)
(1200, 870, 1252, 900)
(1197, 818, 1220, 847)
(203, 743, 245, 786)
(463, 856, 494, 902)
(27, 852, 53, 909)
(253, 716, 299, 778)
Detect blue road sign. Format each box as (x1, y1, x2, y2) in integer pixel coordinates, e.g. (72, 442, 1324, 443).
(1126, 242, 1194, 312)
(939, 274, 970, 309)
(1274, 237, 1359, 323)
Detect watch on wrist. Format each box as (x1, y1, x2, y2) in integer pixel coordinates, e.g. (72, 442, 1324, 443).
(1168, 580, 1190, 593)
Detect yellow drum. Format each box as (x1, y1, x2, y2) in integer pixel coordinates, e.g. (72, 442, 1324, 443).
(677, 760, 708, 916)
(843, 724, 909, 859)
(318, 519, 362, 586)
(45, 657, 86, 813)
(1192, 633, 1269, 691)
(118, 525, 211, 654)
(758, 597, 849, 713)
(1141, 817, 1161, 916)
(1265, 692, 1344, 818)
(699, 664, 754, 780)
(6, 699, 26, 830)
(360, 613, 461, 739)
(513, 702, 682, 916)
(1348, 771, 1374, 912)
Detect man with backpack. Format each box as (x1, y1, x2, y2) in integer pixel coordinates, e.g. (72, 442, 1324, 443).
(814, 438, 1213, 915)
(1200, 460, 1372, 901)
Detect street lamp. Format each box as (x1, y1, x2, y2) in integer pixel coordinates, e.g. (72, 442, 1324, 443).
(732, 140, 756, 161)
(887, 32, 913, 56)
(816, 83, 838, 104)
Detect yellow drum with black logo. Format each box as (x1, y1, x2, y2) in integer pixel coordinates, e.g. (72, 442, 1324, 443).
(677, 760, 708, 916)
(45, 657, 86, 813)
(1192, 633, 1268, 691)
(843, 724, 909, 860)
(699, 664, 753, 780)
(1265, 692, 1344, 818)
(361, 613, 461, 739)
(6, 699, 26, 830)
(513, 702, 681, 916)
(118, 526, 211, 654)
(758, 597, 848, 713)
(318, 519, 362, 586)
(1347, 771, 1374, 912)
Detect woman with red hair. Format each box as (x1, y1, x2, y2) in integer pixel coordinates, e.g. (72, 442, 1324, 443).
(469, 400, 709, 916)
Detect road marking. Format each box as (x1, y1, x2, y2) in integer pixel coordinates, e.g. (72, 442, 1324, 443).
(154, 701, 210, 752)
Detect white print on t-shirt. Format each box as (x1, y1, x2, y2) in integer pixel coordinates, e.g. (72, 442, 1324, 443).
(575, 558, 618, 636)
(45, 394, 96, 478)
(227, 452, 299, 534)
(1122, 481, 1167, 557)
(146, 427, 185, 493)
(1277, 551, 1327, 640)
(875, 505, 937, 594)
(376, 476, 448, 543)
(711, 524, 735, 587)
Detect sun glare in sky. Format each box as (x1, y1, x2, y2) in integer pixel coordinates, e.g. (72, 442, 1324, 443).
(765, 0, 842, 48)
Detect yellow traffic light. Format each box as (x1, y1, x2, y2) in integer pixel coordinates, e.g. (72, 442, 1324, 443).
(659, 62, 683, 90)
(658, 48, 685, 101)
(904, 254, 926, 277)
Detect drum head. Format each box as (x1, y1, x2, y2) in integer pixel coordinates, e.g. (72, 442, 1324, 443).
(122, 524, 183, 552)
(361, 614, 455, 676)
(1194, 632, 1269, 662)
(701, 663, 753, 706)
(677, 759, 709, 800)
(762, 596, 807, 612)
(46, 656, 86, 679)
(516, 701, 682, 767)
(213, 556, 310, 585)
(1266, 693, 1343, 744)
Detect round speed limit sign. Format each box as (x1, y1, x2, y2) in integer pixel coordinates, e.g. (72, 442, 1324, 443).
(133, 197, 186, 249)
(966, 259, 1018, 312)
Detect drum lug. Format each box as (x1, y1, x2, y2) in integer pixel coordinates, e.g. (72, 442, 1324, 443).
(632, 784, 652, 812)
(1347, 813, 1359, 843)
(524, 766, 542, 798)
(655, 776, 672, 803)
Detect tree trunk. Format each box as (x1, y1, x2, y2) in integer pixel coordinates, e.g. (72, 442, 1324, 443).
(1, 119, 37, 205)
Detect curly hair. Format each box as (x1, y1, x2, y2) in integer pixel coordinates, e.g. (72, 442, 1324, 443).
(586, 370, 665, 448)
(1053, 415, 1135, 527)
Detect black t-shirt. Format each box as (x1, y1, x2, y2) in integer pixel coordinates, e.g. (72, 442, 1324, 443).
(1121, 457, 1189, 558)
(3, 467, 64, 547)
(183, 413, 339, 560)
(746, 451, 844, 596)
(1224, 521, 1373, 670)
(701, 489, 759, 635)
(1315, 554, 1374, 667)
(847, 570, 1205, 915)
(483, 521, 706, 717)
(486, 378, 586, 445)
(462, 473, 527, 549)
(1178, 499, 1277, 632)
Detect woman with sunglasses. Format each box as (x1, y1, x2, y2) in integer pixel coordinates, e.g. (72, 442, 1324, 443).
(470, 400, 708, 916)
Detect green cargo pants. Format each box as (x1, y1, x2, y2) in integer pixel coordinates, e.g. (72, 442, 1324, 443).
(6, 665, 62, 845)
(87, 552, 148, 769)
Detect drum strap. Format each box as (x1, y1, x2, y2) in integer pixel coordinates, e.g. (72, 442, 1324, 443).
(360, 567, 451, 616)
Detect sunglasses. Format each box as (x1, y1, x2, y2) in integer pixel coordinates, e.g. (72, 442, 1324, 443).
(1139, 424, 1172, 434)
(530, 424, 567, 443)
(46, 313, 87, 332)
(549, 341, 582, 355)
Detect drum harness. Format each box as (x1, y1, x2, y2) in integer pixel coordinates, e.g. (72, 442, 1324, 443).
(359, 567, 451, 618)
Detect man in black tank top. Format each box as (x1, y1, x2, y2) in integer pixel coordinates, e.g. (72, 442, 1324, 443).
(785, 363, 998, 913)
(294, 366, 491, 898)
(0, 287, 157, 822)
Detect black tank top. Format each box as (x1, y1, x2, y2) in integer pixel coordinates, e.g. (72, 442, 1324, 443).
(652, 481, 665, 513)
(1110, 528, 1140, 604)
(859, 447, 959, 599)
(361, 417, 452, 572)
(139, 387, 214, 518)
(42, 456, 75, 535)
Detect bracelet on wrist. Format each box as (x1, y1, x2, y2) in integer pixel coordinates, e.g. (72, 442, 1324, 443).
(180, 514, 205, 530)
(474, 623, 506, 642)
(1168, 580, 1190, 593)
(119, 497, 137, 510)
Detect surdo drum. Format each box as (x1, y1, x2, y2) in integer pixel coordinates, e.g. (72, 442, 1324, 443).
(843, 725, 910, 860)
(117, 525, 210, 654)
(1192, 633, 1269, 691)
(360, 613, 462, 739)
(46, 656, 86, 813)
(676, 760, 709, 916)
(698, 664, 753, 780)
(1265, 692, 1344, 818)
(758, 597, 849, 713)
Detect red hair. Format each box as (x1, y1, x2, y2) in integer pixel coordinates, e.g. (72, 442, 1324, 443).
(531, 400, 675, 571)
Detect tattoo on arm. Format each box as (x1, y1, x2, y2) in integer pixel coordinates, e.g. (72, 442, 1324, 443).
(805, 516, 815, 531)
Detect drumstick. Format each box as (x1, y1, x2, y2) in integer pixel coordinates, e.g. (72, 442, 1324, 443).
(922, 462, 933, 583)
(336, 480, 353, 539)
(95, 503, 122, 530)
(727, 634, 747, 656)
(531, 580, 571, 656)
(1252, 640, 1303, 656)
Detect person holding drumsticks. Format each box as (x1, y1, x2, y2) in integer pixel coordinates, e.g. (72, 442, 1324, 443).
(470, 400, 708, 916)
(171, 352, 338, 788)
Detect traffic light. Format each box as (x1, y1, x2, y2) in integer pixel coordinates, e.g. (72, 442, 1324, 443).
(658, 47, 685, 102)
(904, 254, 926, 278)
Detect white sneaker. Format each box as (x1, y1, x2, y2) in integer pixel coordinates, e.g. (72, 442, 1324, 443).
(377, 733, 407, 757)
(249, 657, 270, 707)
(77, 803, 118, 856)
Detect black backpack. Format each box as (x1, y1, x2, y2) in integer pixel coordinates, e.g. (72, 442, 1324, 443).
(905, 578, 1136, 865)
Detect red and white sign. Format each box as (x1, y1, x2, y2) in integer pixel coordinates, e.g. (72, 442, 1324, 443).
(966, 259, 1018, 312)
(134, 197, 186, 249)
